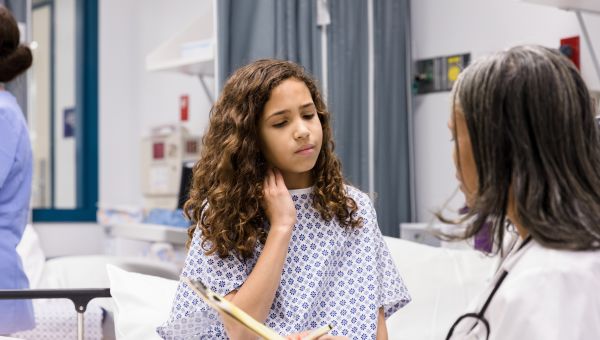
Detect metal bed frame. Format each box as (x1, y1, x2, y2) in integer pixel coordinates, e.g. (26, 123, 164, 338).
(0, 288, 111, 340)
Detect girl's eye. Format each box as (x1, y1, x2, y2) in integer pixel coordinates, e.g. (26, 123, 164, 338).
(273, 121, 287, 128)
(303, 113, 316, 120)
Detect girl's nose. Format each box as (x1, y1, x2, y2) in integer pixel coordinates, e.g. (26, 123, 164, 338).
(294, 122, 310, 139)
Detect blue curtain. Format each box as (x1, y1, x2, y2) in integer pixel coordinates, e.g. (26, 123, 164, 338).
(327, 0, 370, 191)
(373, 0, 412, 236)
(217, 0, 322, 88)
(327, 0, 411, 236)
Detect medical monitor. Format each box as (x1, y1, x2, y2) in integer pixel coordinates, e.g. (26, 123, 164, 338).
(177, 161, 195, 210)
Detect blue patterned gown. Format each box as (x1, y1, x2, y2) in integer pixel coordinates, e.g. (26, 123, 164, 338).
(157, 186, 410, 339)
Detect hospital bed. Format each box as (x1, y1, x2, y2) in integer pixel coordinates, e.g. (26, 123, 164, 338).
(105, 235, 496, 339)
(0, 226, 180, 340)
(0, 287, 111, 339)
(4, 226, 496, 339)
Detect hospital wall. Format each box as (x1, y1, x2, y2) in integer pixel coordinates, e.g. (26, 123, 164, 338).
(102, 0, 600, 220)
(410, 0, 600, 222)
(34, 0, 600, 257)
(53, 0, 76, 208)
(33, 0, 214, 258)
(99, 0, 213, 208)
(100, 0, 600, 222)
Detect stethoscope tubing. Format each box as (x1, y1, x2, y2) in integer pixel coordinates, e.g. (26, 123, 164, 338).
(445, 236, 533, 340)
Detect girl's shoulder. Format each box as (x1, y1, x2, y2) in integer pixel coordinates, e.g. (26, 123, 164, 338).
(344, 184, 367, 199)
(343, 185, 373, 208)
(342, 185, 378, 227)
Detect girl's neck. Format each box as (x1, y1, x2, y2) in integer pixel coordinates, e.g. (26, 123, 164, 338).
(281, 171, 313, 190)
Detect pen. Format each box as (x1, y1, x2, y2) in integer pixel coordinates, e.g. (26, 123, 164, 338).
(301, 324, 333, 340)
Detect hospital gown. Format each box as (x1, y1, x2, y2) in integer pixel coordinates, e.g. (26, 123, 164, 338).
(157, 186, 411, 339)
(0, 90, 35, 334)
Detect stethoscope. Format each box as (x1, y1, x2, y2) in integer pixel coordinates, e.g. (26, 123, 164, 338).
(445, 235, 533, 340)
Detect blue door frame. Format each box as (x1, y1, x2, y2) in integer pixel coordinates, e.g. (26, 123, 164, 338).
(33, 0, 98, 222)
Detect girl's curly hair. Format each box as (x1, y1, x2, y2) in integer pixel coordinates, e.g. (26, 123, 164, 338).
(184, 59, 363, 259)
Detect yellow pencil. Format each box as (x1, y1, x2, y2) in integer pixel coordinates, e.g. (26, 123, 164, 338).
(302, 324, 333, 340)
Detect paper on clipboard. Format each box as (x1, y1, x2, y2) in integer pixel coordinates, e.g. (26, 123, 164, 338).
(183, 277, 332, 340)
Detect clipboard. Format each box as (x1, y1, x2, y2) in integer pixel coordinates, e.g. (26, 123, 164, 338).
(183, 277, 332, 340)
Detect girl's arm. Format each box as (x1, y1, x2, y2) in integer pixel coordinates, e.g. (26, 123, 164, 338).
(222, 168, 296, 340)
(286, 308, 385, 340)
(377, 308, 388, 340)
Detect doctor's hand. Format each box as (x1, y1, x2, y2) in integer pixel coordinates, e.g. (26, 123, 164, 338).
(262, 168, 296, 233)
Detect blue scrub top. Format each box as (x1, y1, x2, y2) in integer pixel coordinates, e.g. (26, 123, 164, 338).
(0, 90, 35, 334)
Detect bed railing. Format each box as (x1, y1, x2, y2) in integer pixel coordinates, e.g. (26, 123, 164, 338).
(0, 288, 111, 340)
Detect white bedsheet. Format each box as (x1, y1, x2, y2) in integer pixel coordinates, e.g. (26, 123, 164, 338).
(11, 299, 104, 340)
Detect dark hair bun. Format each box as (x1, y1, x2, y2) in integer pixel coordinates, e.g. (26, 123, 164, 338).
(0, 6, 33, 82)
(0, 45, 32, 82)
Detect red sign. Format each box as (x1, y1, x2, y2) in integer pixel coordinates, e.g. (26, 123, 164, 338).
(560, 36, 580, 69)
(180, 94, 189, 121)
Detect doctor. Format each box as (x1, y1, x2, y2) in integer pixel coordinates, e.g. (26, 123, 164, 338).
(0, 5, 35, 335)
(445, 45, 600, 339)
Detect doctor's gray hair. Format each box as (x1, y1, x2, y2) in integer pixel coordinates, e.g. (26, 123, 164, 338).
(447, 45, 600, 251)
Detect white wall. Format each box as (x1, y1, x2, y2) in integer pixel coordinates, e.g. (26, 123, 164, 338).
(34, 0, 214, 258)
(54, 0, 76, 208)
(410, 0, 600, 222)
(99, 0, 214, 207)
(30, 6, 51, 208)
(33, 223, 106, 257)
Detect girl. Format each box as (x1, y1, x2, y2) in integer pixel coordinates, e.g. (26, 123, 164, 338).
(157, 59, 410, 339)
(444, 45, 600, 339)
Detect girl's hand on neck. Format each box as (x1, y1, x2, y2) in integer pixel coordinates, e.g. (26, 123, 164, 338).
(263, 168, 297, 233)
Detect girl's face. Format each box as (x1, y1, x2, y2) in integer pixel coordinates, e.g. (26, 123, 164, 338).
(259, 78, 323, 189)
(449, 103, 478, 207)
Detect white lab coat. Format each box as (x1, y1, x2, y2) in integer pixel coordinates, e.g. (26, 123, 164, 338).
(450, 237, 600, 340)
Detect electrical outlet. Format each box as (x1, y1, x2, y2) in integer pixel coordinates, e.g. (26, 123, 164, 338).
(414, 53, 470, 94)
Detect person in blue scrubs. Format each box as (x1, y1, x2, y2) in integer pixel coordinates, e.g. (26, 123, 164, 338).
(0, 5, 35, 334)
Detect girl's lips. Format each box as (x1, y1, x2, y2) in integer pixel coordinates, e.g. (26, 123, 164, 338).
(295, 146, 315, 155)
(295, 145, 315, 154)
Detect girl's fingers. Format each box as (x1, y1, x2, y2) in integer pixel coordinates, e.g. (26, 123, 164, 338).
(263, 174, 270, 194)
(273, 168, 286, 190)
(263, 169, 270, 188)
(266, 168, 276, 191)
(286, 332, 310, 340)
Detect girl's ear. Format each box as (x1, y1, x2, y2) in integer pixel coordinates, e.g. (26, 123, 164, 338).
(256, 153, 272, 169)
